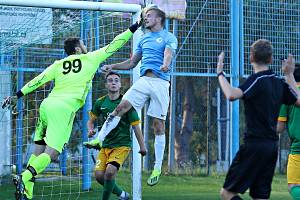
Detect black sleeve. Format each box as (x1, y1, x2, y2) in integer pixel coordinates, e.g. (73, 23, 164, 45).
(238, 75, 260, 100)
(16, 90, 24, 98)
(282, 82, 298, 105)
(129, 22, 139, 33)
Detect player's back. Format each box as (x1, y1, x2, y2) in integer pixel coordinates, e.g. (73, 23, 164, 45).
(47, 52, 100, 106)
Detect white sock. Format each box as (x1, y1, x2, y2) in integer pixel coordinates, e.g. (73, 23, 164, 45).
(120, 191, 125, 198)
(154, 134, 166, 171)
(98, 115, 121, 141)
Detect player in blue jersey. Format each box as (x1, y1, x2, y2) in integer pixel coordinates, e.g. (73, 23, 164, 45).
(100, 7, 178, 186)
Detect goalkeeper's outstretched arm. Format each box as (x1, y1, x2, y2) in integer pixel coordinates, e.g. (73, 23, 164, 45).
(90, 21, 142, 68)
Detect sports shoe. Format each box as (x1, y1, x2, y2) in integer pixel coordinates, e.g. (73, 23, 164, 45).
(24, 177, 35, 199)
(13, 175, 28, 200)
(147, 169, 161, 186)
(118, 191, 130, 200)
(83, 139, 102, 150)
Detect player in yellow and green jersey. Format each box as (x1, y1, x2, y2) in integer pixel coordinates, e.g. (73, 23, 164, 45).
(278, 64, 300, 200)
(2, 21, 142, 200)
(83, 71, 146, 200)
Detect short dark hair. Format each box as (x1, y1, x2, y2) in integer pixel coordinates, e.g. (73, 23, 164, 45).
(64, 37, 81, 56)
(146, 7, 166, 26)
(295, 63, 300, 82)
(105, 71, 121, 80)
(250, 39, 273, 65)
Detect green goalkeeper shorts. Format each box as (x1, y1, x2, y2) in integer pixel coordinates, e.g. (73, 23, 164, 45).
(34, 97, 80, 153)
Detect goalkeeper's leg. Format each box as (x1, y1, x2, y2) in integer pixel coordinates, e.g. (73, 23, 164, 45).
(22, 144, 46, 199)
(15, 146, 58, 199)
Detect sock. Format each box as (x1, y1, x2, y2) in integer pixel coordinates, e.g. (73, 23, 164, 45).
(113, 183, 122, 196)
(98, 178, 122, 196)
(98, 116, 121, 141)
(154, 134, 166, 171)
(27, 154, 37, 167)
(290, 186, 300, 200)
(24, 154, 37, 199)
(119, 191, 127, 198)
(230, 196, 243, 200)
(102, 179, 116, 200)
(22, 153, 51, 183)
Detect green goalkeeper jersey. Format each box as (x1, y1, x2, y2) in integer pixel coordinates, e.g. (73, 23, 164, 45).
(20, 29, 133, 110)
(278, 85, 300, 154)
(89, 95, 140, 148)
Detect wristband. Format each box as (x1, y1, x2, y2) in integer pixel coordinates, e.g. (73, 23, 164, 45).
(217, 71, 226, 78)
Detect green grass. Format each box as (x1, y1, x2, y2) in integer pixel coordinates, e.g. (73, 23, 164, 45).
(0, 172, 291, 200)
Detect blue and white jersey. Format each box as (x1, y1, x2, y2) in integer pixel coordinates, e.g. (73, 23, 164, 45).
(135, 29, 178, 81)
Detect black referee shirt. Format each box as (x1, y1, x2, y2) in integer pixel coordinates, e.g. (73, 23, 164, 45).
(239, 69, 297, 140)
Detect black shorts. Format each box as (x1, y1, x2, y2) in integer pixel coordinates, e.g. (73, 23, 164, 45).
(223, 139, 278, 199)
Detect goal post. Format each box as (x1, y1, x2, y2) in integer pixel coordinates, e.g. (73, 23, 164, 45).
(0, 1, 143, 200)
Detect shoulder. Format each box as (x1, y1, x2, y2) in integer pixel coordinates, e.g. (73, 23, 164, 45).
(96, 95, 108, 104)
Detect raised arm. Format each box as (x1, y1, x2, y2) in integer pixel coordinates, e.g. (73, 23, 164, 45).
(160, 48, 174, 72)
(101, 53, 142, 73)
(217, 52, 243, 101)
(132, 125, 147, 156)
(90, 22, 141, 69)
(282, 54, 300, 106)
(87, 112, 97, 137)
(2, 63, 56, 108)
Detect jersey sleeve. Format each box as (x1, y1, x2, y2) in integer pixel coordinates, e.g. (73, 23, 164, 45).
(134, 37, 142, 55)
(278, 104, 288, 122)
(89, 97, 104, 120)
(21, 62, 58, 95)
(238, 75, 260, 100)
(88, 29, 134, 69)
(127, 108, 140, 126)
(282, 81, 298, 105)
(166, 33, 178, 52)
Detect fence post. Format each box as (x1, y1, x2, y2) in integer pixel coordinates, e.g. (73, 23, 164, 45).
(16, 48, 24, 174)
(230, 0, 240, 163)
(81, 6, 92, 190)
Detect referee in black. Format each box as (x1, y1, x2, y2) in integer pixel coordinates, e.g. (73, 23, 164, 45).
(217, 39, 300, 200)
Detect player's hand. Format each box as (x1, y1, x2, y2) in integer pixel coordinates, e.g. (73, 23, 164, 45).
(282, 54, 295, 75)
(139, 147, 147, 156)
(160, 65, 169, 72)
(137, 10, 144, 27)
(101, 65, 113, 73)
(217, 51, 225, 74)
(88, 129, 96, 138)
(2, 96, 17, 109)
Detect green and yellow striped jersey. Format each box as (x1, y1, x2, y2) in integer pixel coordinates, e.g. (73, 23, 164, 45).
(89, 95, 140, 148)
(278, 85, 300, 154)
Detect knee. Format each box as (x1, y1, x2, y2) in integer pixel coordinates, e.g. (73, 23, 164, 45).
(104, 170, 116, 180)
(153, 120, 165, 134)
(220, 188, 226, 200)
(220, 188, 234, 200)
(290, 185, 300, 200)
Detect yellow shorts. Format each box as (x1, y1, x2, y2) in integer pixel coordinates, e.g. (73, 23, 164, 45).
(287, 154, 300, 184)
(95, 147, 131, 171)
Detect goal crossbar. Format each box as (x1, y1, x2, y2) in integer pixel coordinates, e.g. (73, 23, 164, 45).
(0, 0, 141, 13)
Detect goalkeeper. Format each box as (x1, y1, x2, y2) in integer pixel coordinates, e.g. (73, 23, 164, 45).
(84, 71, 146, 200)
(2, 20, 141, 200)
